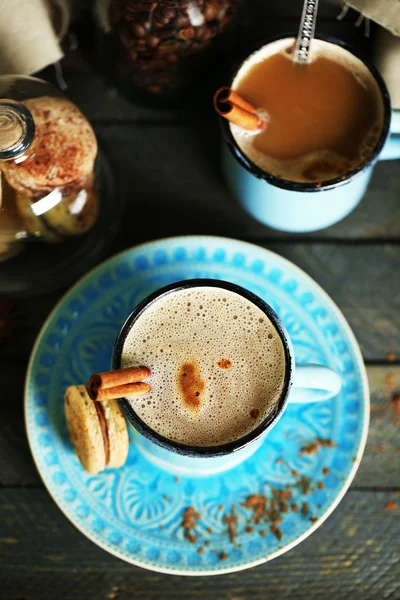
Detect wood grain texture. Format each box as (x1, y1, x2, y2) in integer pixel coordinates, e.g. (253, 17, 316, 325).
(1, 488, 399, 599)
(266, 243, 400, 361)
(1, 364, 399, 488)
(353, 365, 400, 489)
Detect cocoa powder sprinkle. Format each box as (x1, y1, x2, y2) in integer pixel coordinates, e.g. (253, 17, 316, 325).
(244, 494, 267, 523)
(225, 508, 238, 544)
(181, 506, 200, 543)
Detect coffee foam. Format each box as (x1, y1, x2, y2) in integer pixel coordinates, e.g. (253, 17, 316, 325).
(121, 287, 286, 447)
(230, 38, 384, 183)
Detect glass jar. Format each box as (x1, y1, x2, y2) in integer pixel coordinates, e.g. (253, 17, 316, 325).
(95, 0, 236, 104)
(0, 75, 99, 263)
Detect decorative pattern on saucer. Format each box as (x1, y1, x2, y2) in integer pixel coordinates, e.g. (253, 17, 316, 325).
(25, 236, 368, 575)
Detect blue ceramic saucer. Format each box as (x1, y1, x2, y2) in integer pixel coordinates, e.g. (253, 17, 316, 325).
(25, 236, 369, 575)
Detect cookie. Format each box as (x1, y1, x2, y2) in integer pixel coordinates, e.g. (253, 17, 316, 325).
(64, 385, 129, 475)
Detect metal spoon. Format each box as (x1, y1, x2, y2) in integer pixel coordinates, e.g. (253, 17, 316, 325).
(294, 0, 320, 64)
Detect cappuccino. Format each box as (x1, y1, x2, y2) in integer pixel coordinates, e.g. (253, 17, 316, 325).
(121, 286, 286, 446)
(230, 38, 384, 183)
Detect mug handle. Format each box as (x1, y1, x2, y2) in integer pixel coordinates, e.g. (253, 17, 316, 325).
(380, 110, 400, 161)
(289, 364, 342, 404)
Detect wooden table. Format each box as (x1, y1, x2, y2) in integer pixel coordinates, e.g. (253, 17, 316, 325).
(1, 3, 399, 598)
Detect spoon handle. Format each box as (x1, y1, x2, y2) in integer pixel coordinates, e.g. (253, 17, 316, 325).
(294, 0, 320, 64)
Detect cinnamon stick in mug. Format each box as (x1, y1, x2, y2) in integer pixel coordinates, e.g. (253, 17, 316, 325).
(87, 366, 150, 399)
(213, 87, 265, 131)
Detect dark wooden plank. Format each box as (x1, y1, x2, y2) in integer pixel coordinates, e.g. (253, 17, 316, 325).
(1, 488, 399, 599)
(266, 243, 400, 361)
(1, 364, 398, 488)
(0, 363, 42, 488)
(91, 123, 400, 241)
(353, 365, 400, 488)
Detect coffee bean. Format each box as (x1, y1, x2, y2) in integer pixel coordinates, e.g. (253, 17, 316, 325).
(178, 26, 195, 40)
(158, 6, 176, 20)
(158, 27, 176, 39)
(148, 84, 162, 93)
(166, 52, 178, 63)
(130, 1, 158, 12)
(157, 39, 181, 54)
(129, 49, 138, 61)
(132, 22, 147, 36)
(147, 35, 160, 47)
(194, 24, 206, 40)
(174, 14, 190, 27)
(204, 0, 218, 20)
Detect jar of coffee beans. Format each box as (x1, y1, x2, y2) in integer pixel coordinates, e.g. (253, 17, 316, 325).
(95, 0, 237, 104)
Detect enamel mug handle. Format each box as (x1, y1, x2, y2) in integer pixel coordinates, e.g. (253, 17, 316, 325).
(290, 364, 342, 404)
(380, 110, 400, 161)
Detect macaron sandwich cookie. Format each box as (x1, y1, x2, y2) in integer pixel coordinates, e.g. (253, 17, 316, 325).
(64, 385, 129, 475)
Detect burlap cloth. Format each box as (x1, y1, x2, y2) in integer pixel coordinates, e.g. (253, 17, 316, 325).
(344, 0, 400, 108)
(0, 0, 70, 76)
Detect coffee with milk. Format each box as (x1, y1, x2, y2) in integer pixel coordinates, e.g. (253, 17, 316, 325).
(230, 38, 384, 183)
(121, 286, 286, 447)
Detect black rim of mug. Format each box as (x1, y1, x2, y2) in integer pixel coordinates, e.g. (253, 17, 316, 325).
(112, 279, 294, 457)
(220, 32, 392, 193)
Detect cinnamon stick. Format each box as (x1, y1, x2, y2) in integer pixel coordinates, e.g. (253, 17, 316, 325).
(87, 366, 150, 398)
(213, 87, 265, 131)
(90, 381, 151, 402)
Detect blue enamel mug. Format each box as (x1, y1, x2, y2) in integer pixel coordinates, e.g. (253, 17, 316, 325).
(220, 35, 400, 233)
(113, 279, 342, 477)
